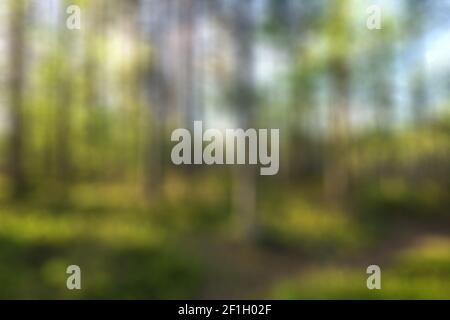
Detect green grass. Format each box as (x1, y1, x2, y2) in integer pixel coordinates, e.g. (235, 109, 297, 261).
(271, 235, 450, 299)
(0, 202, 204, 299)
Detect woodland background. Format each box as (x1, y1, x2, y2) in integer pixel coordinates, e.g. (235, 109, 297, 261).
(0, 0, 449, 299)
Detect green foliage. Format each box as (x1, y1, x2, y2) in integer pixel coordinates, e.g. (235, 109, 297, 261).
(272, 236, 450, 299)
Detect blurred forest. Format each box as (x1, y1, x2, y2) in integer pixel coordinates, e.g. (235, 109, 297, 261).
(0, 0, 449, 299)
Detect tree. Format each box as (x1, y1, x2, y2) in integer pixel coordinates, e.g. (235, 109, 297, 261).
(8, 0, 27, 198)
(407, 0, 429, 124)
(323, 0, 352, 205)
(229, 0, 258, 241)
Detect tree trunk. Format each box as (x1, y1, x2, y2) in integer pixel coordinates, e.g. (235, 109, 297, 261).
(8, 0, 27, 198)
(231, 1, 258, 241)
(323, 0, 351, 206)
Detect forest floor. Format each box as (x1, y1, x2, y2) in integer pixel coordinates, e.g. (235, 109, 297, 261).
(192, 217, 450, 299)
(0, 178, 449, 299)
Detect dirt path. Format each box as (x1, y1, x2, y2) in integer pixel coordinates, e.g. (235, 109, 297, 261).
(191, 218, 450, 299)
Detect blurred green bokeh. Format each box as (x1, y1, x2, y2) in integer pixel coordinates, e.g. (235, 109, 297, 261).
(0, 0, 449, 299)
